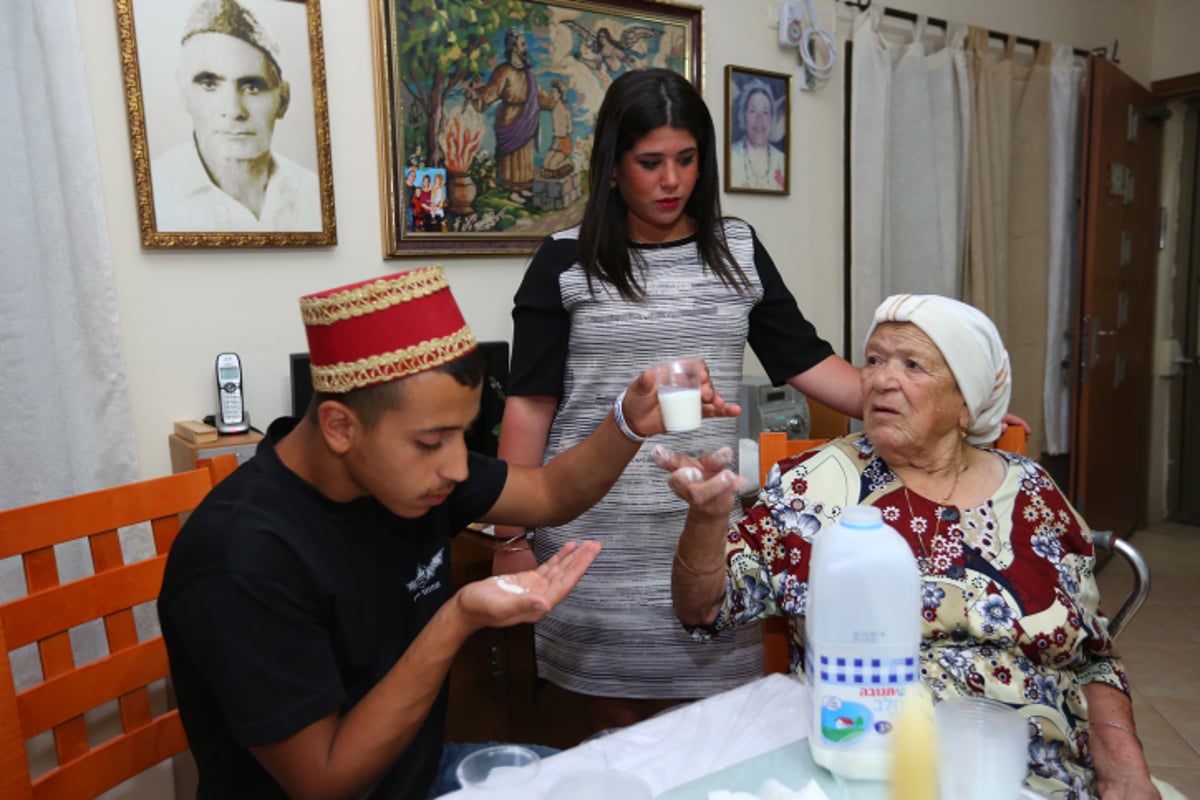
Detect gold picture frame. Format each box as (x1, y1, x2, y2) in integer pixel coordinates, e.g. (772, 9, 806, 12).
(724, 64, 790, 195)
(370, 0, 702, 258)
(115, 0, 336, 247)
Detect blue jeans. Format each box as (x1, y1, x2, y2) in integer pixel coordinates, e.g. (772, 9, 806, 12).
(427, 742, 560, 798)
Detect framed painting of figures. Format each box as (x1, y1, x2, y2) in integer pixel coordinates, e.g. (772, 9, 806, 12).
(371, 0, 701, 256)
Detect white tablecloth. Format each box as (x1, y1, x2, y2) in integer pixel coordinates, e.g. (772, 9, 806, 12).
(435, 673, 811, 798)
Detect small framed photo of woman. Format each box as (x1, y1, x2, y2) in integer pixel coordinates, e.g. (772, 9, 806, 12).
(725, 65, 790, 195)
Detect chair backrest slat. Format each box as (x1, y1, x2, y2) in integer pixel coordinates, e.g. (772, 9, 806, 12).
(18, 640, 170, 737)
(0, 556, 165, 650)
(32, 714, 188, 800)
(0, 470, 216, 560)
(0, 454, 238, 800)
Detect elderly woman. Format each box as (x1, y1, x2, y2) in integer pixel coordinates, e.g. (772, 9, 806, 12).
(660, 295, 1171, 800)
(729, 78, 785, 191)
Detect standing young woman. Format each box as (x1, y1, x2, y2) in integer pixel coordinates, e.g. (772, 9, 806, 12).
(495, 68, 862, 731)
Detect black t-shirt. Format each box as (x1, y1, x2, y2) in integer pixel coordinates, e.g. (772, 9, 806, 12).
(159, 417, 507, 799)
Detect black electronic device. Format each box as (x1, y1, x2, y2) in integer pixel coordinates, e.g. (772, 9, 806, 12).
(290, 352, 313, 417)
(215, 352, 250, 434)
(467, 341, 510, 457)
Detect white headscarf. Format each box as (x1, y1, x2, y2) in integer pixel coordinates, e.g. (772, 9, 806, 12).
(866, 294, 1011, 445)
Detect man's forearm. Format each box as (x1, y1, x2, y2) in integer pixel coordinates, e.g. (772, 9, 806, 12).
(253, 596, 478, 800)
(533, 410, 643, 525)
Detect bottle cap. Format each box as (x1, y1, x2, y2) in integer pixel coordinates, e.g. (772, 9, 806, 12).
(840, 505, 883, 528)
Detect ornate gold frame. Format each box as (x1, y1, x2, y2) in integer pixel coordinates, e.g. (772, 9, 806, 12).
(114, 0, 336, 247)
(724, 64, 791, 196)
(370, 0, 702, 258)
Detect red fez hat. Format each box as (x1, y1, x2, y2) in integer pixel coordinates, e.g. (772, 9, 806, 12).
(299, 266, 477, 393)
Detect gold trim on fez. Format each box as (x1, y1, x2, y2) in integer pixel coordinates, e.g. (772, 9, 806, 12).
(309, 327, 478, 393)
(300, 267, 449, 326)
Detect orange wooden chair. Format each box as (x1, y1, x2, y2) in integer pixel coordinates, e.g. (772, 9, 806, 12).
(0, 454, 237, 800)
(755, 426, 1029, 675)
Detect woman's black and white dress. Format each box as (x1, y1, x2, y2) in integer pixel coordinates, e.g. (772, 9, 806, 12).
(508, 219, 833, 698)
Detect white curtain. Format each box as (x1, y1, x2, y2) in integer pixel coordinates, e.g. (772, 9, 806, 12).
(925, 23, 971, 297)
(0, 0, 137, 510)
(848, 8, 1085, 458)
(850, 11, 969, 362)
(0, 1, 152, 790)
(1044, 45, 1086, 456)
(849, 7, 891, 362)
(1004, 43, 1053, 457)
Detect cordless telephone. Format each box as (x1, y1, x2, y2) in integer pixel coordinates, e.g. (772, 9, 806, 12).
(215, 352, 250, 434)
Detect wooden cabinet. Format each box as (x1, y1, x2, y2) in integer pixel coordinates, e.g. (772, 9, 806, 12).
(168, 430, 262, 474)
(446, 531, 591, 748)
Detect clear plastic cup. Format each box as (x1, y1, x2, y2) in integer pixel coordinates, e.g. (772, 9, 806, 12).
(935, 697, 1029, 800)
(656, 358, 704, 432)
(454, 744, 540, 792)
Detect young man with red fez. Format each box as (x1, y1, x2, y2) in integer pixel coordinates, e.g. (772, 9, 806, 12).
(158, 266, 737, 800)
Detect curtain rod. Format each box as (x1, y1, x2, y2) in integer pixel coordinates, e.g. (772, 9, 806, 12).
(876, 6, 1094, 60)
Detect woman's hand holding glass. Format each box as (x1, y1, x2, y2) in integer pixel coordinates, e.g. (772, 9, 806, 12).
(619, 363, 741, 440)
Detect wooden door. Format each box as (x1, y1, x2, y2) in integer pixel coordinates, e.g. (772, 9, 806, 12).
(1179, 101, 1200, 524)
(1070, 57, 1164, 535)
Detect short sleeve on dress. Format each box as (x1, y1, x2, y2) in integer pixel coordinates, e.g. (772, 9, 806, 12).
(746, 229, 835, 384)
(509, 236, 576, 397)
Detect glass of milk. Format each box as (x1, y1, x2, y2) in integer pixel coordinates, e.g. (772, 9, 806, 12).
(655, 358, 704, 432)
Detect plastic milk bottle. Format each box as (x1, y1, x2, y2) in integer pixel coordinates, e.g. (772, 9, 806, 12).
(805, 504, 921, 780)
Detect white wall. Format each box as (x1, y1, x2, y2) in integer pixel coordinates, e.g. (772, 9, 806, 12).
(74, 0, 1157, 481)
(1151, 0, 1200, 81)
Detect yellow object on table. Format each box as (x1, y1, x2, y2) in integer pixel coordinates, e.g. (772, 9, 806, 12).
(888, 685, 937, 800)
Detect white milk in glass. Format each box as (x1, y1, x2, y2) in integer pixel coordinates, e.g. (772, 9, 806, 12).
(657, 386, 701, 431)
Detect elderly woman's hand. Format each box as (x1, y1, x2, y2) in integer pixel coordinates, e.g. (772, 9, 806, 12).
(1095, 773, 1161, 800)
(1085, 684, 1162, 800)
(651, 445, 748, 519)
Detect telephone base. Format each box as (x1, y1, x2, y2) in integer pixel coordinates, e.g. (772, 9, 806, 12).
(215, 412, 250, 436)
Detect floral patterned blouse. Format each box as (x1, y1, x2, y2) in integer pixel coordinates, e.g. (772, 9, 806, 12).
(703, 435, 1128, 799)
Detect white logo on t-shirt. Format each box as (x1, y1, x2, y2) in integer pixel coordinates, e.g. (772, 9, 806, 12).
(406, 547, 445, 599)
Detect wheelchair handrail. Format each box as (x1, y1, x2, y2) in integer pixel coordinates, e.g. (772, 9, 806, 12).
(1091, 530, 1151, 640)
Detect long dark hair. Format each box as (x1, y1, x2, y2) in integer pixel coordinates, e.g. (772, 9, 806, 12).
(577, 68, 748, 301)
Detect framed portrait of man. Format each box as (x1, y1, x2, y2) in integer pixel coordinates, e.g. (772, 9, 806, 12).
(115, 0, 336, 247)
(725, 65, 790, 195)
